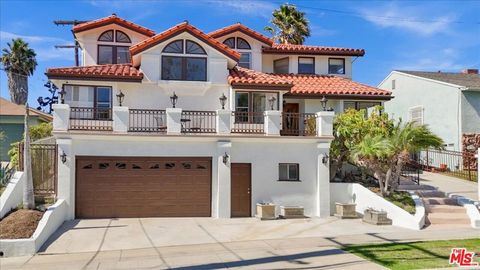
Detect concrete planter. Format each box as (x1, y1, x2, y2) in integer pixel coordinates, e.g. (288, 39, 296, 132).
(362, 208, 392, 225)
(334, 203, 358, 219)
(255, 203, 276, 220)
(280, 206, 305, 219)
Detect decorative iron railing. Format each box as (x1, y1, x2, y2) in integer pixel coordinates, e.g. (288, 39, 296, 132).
(129, 109, 166, 133)
(231, 111, 264, 134)
(18, 143, 57, 196)
(69, 107, 112, 131)
(281, 113, 316, 136)
(180, 110, 216, 133)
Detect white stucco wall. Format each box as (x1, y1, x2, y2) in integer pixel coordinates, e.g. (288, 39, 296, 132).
(0, 172, 24, 218)
(215, 32, 265, 72)
(461, 90, 480, 134)
(380, 71, 462, 150)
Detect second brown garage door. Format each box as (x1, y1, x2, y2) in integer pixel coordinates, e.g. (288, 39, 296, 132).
(75, 157, 211, 218)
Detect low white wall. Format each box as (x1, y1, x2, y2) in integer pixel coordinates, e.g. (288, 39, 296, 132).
(330, 183, 425, 230)
(452, 195, 480, 228)
(0, 172, 24, 219)
(0, 199, 67, 257)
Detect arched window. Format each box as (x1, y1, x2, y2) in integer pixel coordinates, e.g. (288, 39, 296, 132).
(237, 38, 251, 49)
(98, 30, 114, 42)
(186, 40, 206, 54)
(161, 39, 207, 81)
(223, 37, 235, 49)
(115, 30, 131, 43)
(163, 40, 184, 53)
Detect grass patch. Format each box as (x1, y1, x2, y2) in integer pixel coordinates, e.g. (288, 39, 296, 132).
(343, 239, 480, 270)
(368, 187, 416, 214)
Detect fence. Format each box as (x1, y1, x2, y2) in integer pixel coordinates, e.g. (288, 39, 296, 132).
(414, 148, 477, 182)
(281, 113, 316, 136)
(18, 143, 57, 196)
(129, 109, 167, 133)
(181, 111, 216, 133)
(69, 107, 113, 131)
(231, 111, 264, 134)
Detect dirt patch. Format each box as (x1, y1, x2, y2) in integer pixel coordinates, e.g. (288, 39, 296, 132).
(0, 209, 44, 239)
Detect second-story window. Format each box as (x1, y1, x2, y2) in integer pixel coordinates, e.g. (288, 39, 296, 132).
(161, 39, 207, 81)
(274, 57, 289, 74)
(298, 57, 315, 74)
(97, 30, 131, 65)
(328, 58, 345, 74)
(223, 37, 251, 69)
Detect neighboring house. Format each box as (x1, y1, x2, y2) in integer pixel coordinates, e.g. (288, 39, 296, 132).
(46, 14, 391, 220)
(0, 98, 53, 161)
(380, 69, 480, 151)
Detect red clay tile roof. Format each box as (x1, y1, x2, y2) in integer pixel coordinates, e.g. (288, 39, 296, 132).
(130, 22, 241, 61)
(46, 64, 143, 82)
(208, 23, 273, 46)
(72, 14, 155, 37)
(228, 67, 391, 98)
(263, 44, 365, 57)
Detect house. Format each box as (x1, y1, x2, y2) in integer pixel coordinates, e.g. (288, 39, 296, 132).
(0, 98, 53, 161)
(46, 14, 391, 220)
(380, 69, 480, 151)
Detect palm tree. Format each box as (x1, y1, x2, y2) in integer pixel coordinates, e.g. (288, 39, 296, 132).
(265, 4, 311, 45)
(1, 38, 37, 105)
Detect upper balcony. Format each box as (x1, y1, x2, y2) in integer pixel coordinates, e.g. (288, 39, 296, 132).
(52, 105, 334, 138)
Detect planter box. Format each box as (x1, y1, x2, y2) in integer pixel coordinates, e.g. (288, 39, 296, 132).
(362, 209, 392, 225)
(255, 203, 276, 220)
(334, 203, 358, 219)
(280, 206, 305, 219)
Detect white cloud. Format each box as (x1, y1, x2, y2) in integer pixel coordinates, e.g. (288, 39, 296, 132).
(0, 31, 68, 43)
(359, 3, 455, 36)
(205, 0, 276, 18)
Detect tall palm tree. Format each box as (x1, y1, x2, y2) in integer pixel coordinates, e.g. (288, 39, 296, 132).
(1, 38, 37, 105)
(265, 4, 311, 45)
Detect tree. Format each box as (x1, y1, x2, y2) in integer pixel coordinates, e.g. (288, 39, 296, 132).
(265, 4, 311, 45)
(1, 38, 37, 105)
(37, 81, 59, 114)
(23, 105, 35, 209)
(8, 122, 53, 168)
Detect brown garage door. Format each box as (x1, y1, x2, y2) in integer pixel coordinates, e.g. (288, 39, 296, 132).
(75, 157, 211, 218)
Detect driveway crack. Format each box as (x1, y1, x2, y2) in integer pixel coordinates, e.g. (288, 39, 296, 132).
(138, 218, 170, 269)
(81, 219, 112, 270)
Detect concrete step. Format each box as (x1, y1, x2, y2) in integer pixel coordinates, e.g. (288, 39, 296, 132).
(427, 213, 470, 224)
(424, 198, 458, 205)
(417, 190, 446, 198)
(426, 205, 466, 214)
(425, 223, 472, 230)
(398, 184, 435, 191)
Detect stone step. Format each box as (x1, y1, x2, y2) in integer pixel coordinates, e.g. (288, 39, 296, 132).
(424, 198, 458, 205)
(426, 205, 466, 214)
(417, 190, 446, 198)
(427, 213, 470, 224)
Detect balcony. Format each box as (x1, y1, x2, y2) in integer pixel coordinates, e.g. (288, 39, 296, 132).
(52, 105, 334, 138)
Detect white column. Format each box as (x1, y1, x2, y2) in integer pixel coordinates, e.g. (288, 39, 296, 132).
(57, 138, 75, 220)
(166, 108, 182, 134)
(316, 111, 335, 137)
(477, 148, 480, 200)
(216, 141, 232, 218)
(264, 110, 281, 136)
(216, 110, 232, 135)
(317, 142, 331, 217)
(52, 103, 70, 131)
(112, 106, 129, 132)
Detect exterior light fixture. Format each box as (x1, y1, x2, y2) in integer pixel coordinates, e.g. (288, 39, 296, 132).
(170, 92, 178, 108)
(60, 151, 67, 164)
(58, 88, 67, 104)
(322, 153, 329, 164)
(222, 152, 229, 164)
(268, 96, 276, 110)
(219, 93, 227, 110)
(116, 91, 125, 106)
(320, 96, 327, 111)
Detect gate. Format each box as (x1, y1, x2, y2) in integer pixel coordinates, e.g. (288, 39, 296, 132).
(18, 143, 58, 196)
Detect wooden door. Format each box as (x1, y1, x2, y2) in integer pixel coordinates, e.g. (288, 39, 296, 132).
(231, 163, 251, 217)
(282, 103, 300, 135)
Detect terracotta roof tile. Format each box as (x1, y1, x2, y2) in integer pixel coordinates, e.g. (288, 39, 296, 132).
(73, 14, 155, 37)
(208, 23, 273, 46)
(263, 43, 365, 57)
(130, 22, 241, 61)
(228, 67, 391, 98)
(46, 64, 143, 82)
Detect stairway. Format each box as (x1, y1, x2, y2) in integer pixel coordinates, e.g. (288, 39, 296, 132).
(398, 182, 471, 228)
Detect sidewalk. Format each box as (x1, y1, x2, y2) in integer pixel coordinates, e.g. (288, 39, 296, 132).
(419, 171, 478, 201)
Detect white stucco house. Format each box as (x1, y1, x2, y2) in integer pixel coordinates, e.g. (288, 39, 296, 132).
(46, 14, 392, 220)
(380, 69, 480, 151)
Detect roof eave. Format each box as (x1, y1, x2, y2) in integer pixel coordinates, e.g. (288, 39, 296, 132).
(262, 49, 365, 57)
(284, 93, 393, 100)
(45, 73, 143, 83)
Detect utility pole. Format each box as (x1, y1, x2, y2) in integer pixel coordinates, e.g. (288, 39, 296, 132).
(53, 20, 88, 66)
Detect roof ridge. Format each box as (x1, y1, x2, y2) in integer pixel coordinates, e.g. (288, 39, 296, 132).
(73, 14, 155, 37)
(208, 23, 273, 46)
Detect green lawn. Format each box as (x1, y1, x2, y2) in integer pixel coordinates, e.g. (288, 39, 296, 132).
(343, 239, 480, 270)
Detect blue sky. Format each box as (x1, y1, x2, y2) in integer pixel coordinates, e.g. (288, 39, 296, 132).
(1, 0, 479, 107)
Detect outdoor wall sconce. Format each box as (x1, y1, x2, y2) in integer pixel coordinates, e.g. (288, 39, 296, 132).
(268, 96, 276, 110)
(170, 92, 178, 108)
(222, 152, 229, 164)
(320, 96, 328, 111)
(60, 151, 67, 164)
(219, 93, 227, 109)
(116, 91, 125, 106)
(322, 153, 329, 164)
(58, 88, 66, 104)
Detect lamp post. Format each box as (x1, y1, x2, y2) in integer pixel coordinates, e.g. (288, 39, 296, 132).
(58, 88, 66, 104)
(170, 92, 178, 108)
(268, 96, 276, 110)
(116, 91, 125, 106)
(219, 93, 227, 110)
(320, 96, 327, 111)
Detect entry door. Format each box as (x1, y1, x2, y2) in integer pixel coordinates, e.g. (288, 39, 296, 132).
(282, 103, 300, 135)
(231, 163, 251, 217)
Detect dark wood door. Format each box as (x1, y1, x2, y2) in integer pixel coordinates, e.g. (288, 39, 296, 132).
(231, 163, 251, 217)
(75, 156, 211, 218)
(282, 103, 300, 135)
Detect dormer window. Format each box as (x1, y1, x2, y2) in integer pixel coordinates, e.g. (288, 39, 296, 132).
(161, 39, 207, 81)
(97, 30, 131, 65)
(223, 37, 251, 69)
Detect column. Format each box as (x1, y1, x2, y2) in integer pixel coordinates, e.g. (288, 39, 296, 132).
(166, 108, 182, 134)
(52, 103, 70, 131)
(112, 106, 129, 132)
(264, 110, 281, 136)
(317, 142, 331, 218)
(316, 111, 335, 137)
(216, 109, 232, 135)
(56, 138, 75, 220)
(216, 141, 232, 218)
